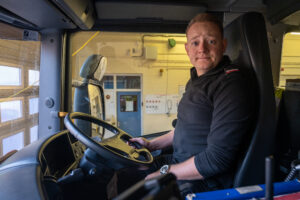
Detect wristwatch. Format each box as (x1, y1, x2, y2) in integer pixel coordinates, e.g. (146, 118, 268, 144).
(160, 164, 170, 175)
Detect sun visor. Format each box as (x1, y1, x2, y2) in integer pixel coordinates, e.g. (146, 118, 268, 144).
(80, 55, 107, 81)
(52, 0, 95, 30)
(95, 2, 207, 23)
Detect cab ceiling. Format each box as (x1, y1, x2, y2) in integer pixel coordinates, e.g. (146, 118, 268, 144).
(93, 0, 266, 32)
(95, 0, 266, 16)
(0, 0, 266, 30)
(1, 0, 300, 31)
(94, 0, 266, 22)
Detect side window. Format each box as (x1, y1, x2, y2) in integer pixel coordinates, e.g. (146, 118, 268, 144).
(0, 22, 40, 156)
(279, 32, 300, 88)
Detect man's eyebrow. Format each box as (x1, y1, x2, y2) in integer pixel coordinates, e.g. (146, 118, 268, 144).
(189, 35, 200, 41)
(189, 34, 217, 41)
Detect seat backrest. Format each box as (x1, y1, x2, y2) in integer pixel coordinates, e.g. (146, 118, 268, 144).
(73, 82, 105, 137)
(224, 12, 277, 187)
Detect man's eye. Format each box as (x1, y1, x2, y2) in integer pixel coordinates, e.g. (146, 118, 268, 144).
(209, 40, 216, 45)
(191, 41, 199, 46)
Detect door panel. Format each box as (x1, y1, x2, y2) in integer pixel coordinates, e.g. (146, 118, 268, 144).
(117, 92, 141, 137)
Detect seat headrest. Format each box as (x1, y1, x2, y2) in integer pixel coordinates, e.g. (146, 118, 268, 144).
(80, 54, 107, 81)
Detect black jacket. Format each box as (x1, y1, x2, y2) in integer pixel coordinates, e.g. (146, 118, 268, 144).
(173, 55, 254, 188)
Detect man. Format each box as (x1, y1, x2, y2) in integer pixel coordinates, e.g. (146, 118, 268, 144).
(128, 13, 254, 194)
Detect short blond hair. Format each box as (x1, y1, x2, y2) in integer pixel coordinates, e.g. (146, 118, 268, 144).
(186, 13, 224, 38)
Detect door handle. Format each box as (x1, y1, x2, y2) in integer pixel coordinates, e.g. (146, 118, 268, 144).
(117, 121, 120, 127)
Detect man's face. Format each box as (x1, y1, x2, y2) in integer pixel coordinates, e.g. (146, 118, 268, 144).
(185, 22, 227, 76)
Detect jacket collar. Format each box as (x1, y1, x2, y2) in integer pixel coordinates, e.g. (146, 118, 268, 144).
(190, 55, 231, 80)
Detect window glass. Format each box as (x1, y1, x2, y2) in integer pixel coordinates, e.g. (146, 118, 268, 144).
(279, 32, 300, 88)
(30, 125, 38, 143)
(120, 95, 137, 112)
(2, 131, 24, 155)
(0, 66, 21, 86)
(101, 76, 114, 89)
(29, 97, 39, 115)
(0, 100, 22, 122)
(0, 22, 40, 156)
(28, 70, 40, 86)
(117, 76, 141, 89)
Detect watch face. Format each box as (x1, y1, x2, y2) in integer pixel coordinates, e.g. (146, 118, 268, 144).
(160, 165, 169, 174)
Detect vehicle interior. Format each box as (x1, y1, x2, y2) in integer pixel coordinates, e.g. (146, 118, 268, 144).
(1, 0, 300, 199)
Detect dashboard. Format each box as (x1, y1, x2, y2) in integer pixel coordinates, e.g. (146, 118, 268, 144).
(40, 132, 85, 178)
(0, 130, 85, 200)
(0, 128, 172, 200)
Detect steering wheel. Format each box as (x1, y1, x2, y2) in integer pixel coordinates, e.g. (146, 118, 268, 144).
(64, 112, 153, 168)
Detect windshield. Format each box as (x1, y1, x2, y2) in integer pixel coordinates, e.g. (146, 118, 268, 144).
(70, 31, 190, 137)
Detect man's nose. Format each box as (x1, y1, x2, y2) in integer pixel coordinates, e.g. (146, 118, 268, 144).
(197, 41, 207, 52)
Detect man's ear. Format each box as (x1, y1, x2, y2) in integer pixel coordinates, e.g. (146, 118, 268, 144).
(185, 43, 189, 55)
(222, 38, 227, 53)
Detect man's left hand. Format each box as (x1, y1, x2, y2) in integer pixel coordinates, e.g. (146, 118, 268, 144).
(145, 170, 161, 180)
(144, 157, 204, 181)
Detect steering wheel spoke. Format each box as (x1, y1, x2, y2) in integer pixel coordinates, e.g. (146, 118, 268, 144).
(64, 112, 153, 168)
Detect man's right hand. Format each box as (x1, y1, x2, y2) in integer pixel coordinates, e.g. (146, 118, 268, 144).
(129, 137, 153, 151)
(128, 129, 175, 153)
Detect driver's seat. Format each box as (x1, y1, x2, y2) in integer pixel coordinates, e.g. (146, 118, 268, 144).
(224, 12, 277, 187)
